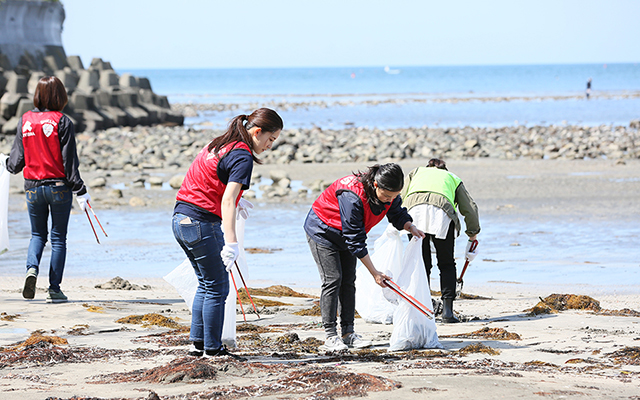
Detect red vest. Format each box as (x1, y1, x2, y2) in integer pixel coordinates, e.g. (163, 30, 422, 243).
(176, 141, 251, 218)
(312, 175, 390, 233)
(21, 111, 66, 181)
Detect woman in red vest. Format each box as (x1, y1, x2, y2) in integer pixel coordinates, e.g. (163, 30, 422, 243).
(304, 163, 425, 351)
(173, 108, 282, 359)
(2, 76, 90, 303)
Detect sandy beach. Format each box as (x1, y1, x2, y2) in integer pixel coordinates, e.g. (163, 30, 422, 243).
(1, 157, 640, 399)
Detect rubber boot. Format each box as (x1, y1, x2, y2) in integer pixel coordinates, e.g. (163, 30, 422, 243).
(441, 298, 460, 323)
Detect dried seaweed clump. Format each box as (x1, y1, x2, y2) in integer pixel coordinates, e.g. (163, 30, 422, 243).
(294, 304, 322, 316)
(526, 294, 601, 315)
(236, 290, 292, 307)
(16, 331, 68, 350)
(116, 313, 183, 329)
(245, 285, 317, 298)
(273, 368, 400, 398)
(275, 332, 300, 345)
(444, 326, 521, 340)
(606, 347, 640, 365)
(82, 303, 105, 313)
(598, 308, 640, 317)
(236, 323, 272, 333)
(0, 312, 19, 321)
(457, 342, 500, 356)
(92, 356, 219, 384)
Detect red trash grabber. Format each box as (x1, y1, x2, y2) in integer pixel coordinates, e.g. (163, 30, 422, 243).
(87, 201, 108, 237)
(229, 269, 246, 322)
(84, 209, 100, 244)
(456, 239, 478, 295)
(383, 278, 434, 320)
(235, 261, 260, 319)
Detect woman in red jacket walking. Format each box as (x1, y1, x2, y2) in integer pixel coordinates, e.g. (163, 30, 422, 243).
(3, 76, 90, 303)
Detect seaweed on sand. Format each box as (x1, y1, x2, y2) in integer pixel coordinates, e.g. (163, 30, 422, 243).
(91, 356, 222, 384)
(115, 313, 183, 329)
(457, 342, 500, 356)
(606, 346, 640, 365)
(525, 294, 601, 315)
(236, 289, 292, 306)
(293, 304, 322, 316)
(442, 326, 521, 340)
(240, 285, 317, 298)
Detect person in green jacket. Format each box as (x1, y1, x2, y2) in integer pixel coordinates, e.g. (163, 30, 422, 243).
(401, 159, 480, 323)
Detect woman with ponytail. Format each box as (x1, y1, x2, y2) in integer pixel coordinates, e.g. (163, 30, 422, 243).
(173, 108, 283, 359)
(304, 163, 425, 351)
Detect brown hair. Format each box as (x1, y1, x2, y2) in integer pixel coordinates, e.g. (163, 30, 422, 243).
(33, 76, 68, 112)
(427, 158, 448, 170)
(208, 108, 283, 164)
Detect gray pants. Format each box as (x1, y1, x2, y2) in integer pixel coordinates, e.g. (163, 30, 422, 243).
(306, 235, 356, 338)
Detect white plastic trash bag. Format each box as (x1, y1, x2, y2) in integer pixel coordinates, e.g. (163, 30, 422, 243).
(388, 237, 442, 351)
(163, 212, 249, 348)
(355, 223, 404, 324)
(0, 163, 9, 254)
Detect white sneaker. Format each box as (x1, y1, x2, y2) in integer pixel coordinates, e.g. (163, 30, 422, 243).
(342, 333, 372, 349)
(319, 336, 348, 352)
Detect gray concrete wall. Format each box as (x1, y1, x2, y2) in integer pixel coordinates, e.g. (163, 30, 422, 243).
(0, 0, 66, 69)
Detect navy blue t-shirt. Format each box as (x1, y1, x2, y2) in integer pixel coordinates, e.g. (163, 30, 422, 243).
(174, 148, 253, 222)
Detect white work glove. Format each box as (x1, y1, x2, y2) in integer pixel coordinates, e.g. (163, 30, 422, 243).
(236, 198, 254, 220)
(220, 243, 240, 271)
(0, 153, 8, 169)
(465, 239, 479, 262)
(76, 193, 91, 212)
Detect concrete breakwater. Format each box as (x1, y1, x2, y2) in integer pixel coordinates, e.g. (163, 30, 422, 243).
(0, 0, 183, 134)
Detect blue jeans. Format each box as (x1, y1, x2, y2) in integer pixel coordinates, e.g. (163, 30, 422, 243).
(172, 213, 229, 351)
(25, 184, 73, 292)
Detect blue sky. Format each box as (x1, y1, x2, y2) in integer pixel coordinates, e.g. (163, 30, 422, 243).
(61, 0, 640, 70)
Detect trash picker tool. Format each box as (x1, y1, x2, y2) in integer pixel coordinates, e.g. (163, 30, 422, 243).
(456, 239, 478, 295)
(229, 269, 246, 322)
(383, 278, 434, 320)
(235, 261, 260, 319)
(87, 201, 108, 237)
(84, 209, 100, 244)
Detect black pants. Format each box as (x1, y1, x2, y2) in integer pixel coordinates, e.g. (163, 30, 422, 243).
(306, 235, 357, 338)
(421, 221, 457, 300)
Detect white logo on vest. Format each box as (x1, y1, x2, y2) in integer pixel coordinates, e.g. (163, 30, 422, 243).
(42, 123, 54, 137)
(22, 121, 35, 137)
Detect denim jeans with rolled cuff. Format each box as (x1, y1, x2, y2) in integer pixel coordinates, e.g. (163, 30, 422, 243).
(25, 184, 72, 292)
(172, 213, 229, 351)
(306, 234, 357, 338)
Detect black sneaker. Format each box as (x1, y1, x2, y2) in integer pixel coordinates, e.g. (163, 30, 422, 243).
(204, 346, 247, 362)
(22, 268, 38, 299)
(188, 341, 204, 357)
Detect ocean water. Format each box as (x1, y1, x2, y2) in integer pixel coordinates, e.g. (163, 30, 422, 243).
(3, 203, 638, 295)
(122, 64, 640, 129)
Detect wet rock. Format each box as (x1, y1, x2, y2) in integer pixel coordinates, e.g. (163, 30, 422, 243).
(168, 174, 184, 189)
(88, 177, 107, 188)
(129, 196, 147, 207)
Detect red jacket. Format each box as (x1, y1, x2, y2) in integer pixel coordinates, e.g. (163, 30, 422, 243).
(21, 110, 66, 180)
(312, 175, 390, 233)
(176, 141, 251, 218)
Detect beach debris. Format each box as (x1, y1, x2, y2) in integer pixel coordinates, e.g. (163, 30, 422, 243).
(242, 285, 317, 298)
(430, 290, 491, 300)
(524, 360, 559, 368)
(236, 289, 292, 307)
(457, 342, 500, 356)
(294, 304, 322, 316)
(606, 347, 640, 365)
(94, 276, 151, 290)
(9, 331, 68, 350)
(245, 247, 282, 254)
(67, 324, 91, 336)
(237, 323, 273, 333)
(82, 303, 106, 313)
(526, 294, 640, 317)
(92, 356, 220, 384)
(116, 313, 183, 329)
(442, 326, 521, 340)
(0, 312, 19, 321)
(526, 294, 601, 315)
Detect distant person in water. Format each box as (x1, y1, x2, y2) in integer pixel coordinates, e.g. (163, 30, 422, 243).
(586, 78, 592, 100)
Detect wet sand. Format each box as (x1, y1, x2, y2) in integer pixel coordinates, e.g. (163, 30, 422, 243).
(1, 158, 639, 399)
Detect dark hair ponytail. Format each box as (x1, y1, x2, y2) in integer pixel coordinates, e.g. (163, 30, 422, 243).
(208, 107, 283, 163)
(427, 158, 448, 170)
(356, 163, 404, 206)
